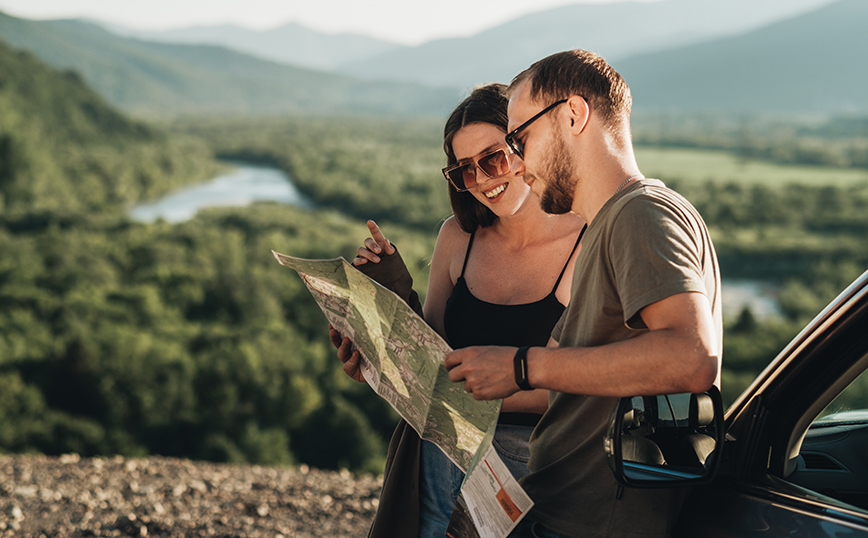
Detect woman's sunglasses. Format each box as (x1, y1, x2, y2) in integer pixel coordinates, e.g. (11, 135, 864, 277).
(442, 144, 515, 192)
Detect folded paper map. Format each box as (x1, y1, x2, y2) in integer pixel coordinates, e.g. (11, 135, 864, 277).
(273, 251, 532, 537)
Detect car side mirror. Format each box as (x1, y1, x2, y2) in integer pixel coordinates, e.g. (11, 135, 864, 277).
(604, 387, 724, 487)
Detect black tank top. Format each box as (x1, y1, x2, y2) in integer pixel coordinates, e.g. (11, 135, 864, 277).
(443, 225, 586, 350)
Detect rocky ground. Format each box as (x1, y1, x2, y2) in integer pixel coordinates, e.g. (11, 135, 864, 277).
(0, 454, 380, 537)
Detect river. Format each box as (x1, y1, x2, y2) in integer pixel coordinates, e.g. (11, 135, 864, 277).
(129, 162, 314, 223)
(720, 279, 782, 320)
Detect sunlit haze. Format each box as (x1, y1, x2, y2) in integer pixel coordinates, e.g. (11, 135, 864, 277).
(0, 0, 661, 45)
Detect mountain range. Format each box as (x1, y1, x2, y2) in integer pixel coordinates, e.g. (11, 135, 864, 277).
(108, 0, 834, 91)
(617, 0, 868, 113)
(0, 12, 457, 117)
(334, 0, 837, 90)
(0, 0, 864, 116)
(106, 21, 401, 72)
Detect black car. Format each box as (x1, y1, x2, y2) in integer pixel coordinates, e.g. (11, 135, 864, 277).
(605, 269, 868, 536)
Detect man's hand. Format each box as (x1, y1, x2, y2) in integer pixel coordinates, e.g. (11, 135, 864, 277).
(329, 324, 366, 383)
(444, 346, 519, 400)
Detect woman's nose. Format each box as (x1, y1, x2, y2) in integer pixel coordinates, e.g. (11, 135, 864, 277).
(473, 165, 494, 186)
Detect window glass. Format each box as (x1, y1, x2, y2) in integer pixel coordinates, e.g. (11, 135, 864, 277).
(815, 370, 868, 424)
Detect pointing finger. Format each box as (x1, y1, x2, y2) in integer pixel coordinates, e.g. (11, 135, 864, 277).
(367, 220, 395, 255)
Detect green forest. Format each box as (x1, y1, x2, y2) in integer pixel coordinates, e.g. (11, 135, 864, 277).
(2, 39, 868, 474)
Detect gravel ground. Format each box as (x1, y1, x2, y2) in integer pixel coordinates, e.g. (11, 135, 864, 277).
(0, 454, 381, 538)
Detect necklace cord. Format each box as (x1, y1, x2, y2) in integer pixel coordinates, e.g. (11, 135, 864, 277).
(613, 173, 643, 196)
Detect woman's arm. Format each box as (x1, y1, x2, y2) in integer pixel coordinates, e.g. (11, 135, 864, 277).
(422, 217, 464, 339)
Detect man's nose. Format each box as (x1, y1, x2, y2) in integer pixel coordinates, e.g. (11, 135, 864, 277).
(511, 157, 525, 177)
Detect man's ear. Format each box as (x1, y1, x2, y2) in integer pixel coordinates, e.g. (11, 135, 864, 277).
(566, 96, 590, 135)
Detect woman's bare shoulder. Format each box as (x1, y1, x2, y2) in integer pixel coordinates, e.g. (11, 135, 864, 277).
(436, 216, 471, 247)
(432, 216, 472, 268)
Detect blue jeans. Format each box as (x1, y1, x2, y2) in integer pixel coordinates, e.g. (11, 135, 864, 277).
(418, 424, 534, 538)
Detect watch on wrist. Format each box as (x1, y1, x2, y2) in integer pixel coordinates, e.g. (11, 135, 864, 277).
(514, 346, 533, 391)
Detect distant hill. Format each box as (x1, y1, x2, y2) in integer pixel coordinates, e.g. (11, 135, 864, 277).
(336, 0, 835, 91)
(616, 0, 868, 113)
(0, 12, 458, 118)
(0, 38, 217, 212)
(104, 21, 404, 71)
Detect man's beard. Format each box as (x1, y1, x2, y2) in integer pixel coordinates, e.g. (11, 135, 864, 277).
(538, 133, 578, 215)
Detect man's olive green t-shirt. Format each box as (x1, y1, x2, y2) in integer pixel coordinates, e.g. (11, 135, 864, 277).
(519, 179, 722, 538)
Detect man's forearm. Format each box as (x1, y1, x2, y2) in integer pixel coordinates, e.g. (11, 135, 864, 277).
(528, 328, 719, 397)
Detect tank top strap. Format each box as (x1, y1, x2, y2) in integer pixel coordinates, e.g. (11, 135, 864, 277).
(551, 224, 588, 293)
(459, 231, 476, 278)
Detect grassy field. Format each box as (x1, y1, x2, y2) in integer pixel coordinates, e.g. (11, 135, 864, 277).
(636, 147, 868, 187)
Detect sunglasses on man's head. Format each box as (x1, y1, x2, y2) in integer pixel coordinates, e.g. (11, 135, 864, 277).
(442, 144, 515, 192)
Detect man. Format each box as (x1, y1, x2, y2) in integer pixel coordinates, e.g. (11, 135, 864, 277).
(444, 50, 722, 538)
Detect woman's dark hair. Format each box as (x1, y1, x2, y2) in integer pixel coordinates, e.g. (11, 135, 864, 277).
(443, 83, 509, 233)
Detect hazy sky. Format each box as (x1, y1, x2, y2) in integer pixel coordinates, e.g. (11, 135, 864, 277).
(0, 0, 660, 45)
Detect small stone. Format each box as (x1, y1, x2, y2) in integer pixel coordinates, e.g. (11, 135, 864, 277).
(7, 505, 23, 521)
(14, 485, 38, 497)
(60, 453, 81, 464)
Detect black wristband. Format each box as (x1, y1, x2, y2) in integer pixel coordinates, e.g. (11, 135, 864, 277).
(514, 346, 532, 391)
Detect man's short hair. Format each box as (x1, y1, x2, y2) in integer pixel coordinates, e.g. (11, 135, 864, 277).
(509, 50, 632, 134)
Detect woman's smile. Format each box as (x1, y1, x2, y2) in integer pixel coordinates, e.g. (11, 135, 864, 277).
(482, 182, 507, 200)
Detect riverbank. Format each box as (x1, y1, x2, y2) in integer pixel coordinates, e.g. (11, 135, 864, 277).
(0, 454, 380, 537)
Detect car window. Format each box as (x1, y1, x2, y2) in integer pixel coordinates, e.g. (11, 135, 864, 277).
(814, 368, 868, 425)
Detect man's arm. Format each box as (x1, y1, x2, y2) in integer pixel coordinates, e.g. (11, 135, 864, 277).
(444, 291, 720, 400)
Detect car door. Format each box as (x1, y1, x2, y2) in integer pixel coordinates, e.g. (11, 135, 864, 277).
(674, 270, 868, 537)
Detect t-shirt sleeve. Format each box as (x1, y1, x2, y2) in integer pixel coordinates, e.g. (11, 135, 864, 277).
(551, 310, 565, 343)
(610, 196, 708, 329)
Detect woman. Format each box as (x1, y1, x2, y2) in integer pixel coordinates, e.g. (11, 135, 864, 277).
(330, 83, 586, 538)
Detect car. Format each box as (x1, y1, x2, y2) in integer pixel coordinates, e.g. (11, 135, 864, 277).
(605, 268, 868, 536)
